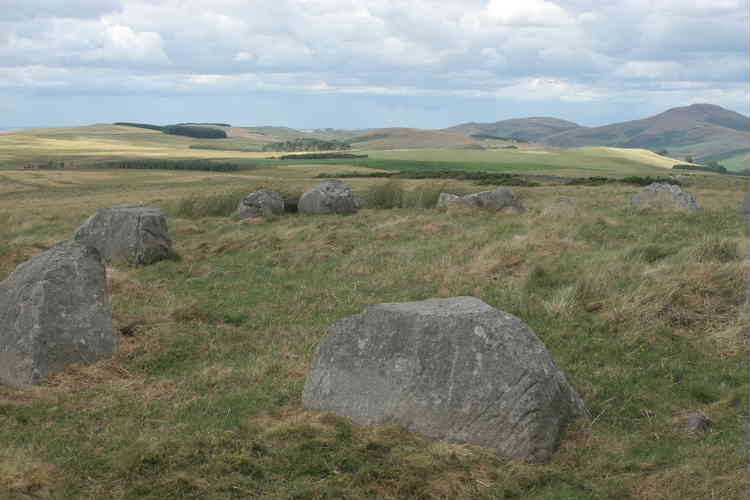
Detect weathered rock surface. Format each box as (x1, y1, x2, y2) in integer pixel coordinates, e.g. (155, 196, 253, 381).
(631, 183, 701, 212)
(437, 187, 525, 213)
(74, 204, 172, 265)
(298, 180, 358, 215)
(684, 412, 712, 434)
(0, 242, 115, 388)
(303, 297, 588, 462)
(238, 188, 285, 219)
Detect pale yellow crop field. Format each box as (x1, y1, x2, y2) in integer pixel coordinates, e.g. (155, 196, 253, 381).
(575, 146, 689, 169)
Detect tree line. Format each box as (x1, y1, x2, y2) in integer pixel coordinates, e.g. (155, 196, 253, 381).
(114, 122, 228, 139)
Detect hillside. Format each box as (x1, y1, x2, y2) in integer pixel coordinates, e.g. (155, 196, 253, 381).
(244, 126, 364, 142)
(445, 104, 750, 164)
(0, 125, 275, 166)
(349, 128, 510, 150)
(444, 117, 582, 142)
(542, 104, 750, 162)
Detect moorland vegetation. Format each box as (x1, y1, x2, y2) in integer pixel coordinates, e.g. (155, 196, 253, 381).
(0, 154, 746, 499)
(261, 138, 352, 152)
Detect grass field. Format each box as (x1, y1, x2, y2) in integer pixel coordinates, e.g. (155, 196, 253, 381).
(705, 150, 750, 172)
(0, 164, 747, 500)
(0, 125, 699, 178)
(0, 126, 277, 168)
(355, 147, 687, 177)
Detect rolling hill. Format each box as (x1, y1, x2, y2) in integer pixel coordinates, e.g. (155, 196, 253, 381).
(447, 104, 750, 166)
(542, 104, 750, 162)
(443, 117, 582, 142)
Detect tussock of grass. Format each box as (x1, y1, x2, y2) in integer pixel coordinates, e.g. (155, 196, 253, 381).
(170, 191, 245, 218)
(362, 180, 447, 209)
(691, 236, 741, 263)
(0, 447, 56, 499)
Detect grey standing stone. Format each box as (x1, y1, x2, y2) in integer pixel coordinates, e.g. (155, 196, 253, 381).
(631, 183, 701, 212)
(437, 187, 525, 213)
(298, 180, 358, 215)
(238, 188, 285, 219)
(303, 297, 588, 462)
(0, 242, 115, 388)
(74, 204, 172, 265)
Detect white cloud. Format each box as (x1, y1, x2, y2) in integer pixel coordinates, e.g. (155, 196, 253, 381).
(484, 0, 573, 26)
(0, 18, 167, 66)
(85, 22, 168, 62)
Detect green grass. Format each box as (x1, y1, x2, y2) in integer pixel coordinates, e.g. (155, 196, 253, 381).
(702, 149, 750, 172)
(0, 167, 747, 500)
(359, 148, 673, 176)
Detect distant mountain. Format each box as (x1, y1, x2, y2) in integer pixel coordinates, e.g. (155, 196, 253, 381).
(446, 104, 750, 164)
(444, 117, 581, 142)
(542, 104, 749, 160)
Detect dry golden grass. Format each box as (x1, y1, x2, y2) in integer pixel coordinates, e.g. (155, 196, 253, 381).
(0, 125, 293, 166)
(0, 447, 56, 500)
(575, 146, 691, 169)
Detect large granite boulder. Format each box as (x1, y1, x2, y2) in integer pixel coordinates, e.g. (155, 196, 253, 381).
(631, 183, 701, 212)
(437, 187, 525, 213)
(238, 188, 285, 219)
(303, 297, 588, 462)
(74, 204, 172, 265)
(299, 180, 358, 215)
(0, 242, 115, 388)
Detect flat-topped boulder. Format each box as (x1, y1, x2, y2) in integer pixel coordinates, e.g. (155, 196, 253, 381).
(238, 188, 285, 219)
(437, 187, 525, 213)
(0, 242, 115, 388)
(631, 183, 701, 212)
(74, 204, 172, 265)
(303, 297, 588, 462)
(299, 180, 358, 215)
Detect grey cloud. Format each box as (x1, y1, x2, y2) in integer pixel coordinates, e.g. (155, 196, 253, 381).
(0, 0, 746, 117)
(1, 0, 123, 21)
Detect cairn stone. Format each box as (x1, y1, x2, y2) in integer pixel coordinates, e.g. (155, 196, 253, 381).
(437, 187, 525, 213)
(631, 183, 701, 212)
(299, 180, 358, 215)
(0, 242, 115, 388)
(74, 204, 172, 265)
(238, 188, 285, 219)
(303, 297, 588, 462)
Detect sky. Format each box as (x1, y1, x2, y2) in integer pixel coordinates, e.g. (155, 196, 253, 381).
(1, 0, 748, 129)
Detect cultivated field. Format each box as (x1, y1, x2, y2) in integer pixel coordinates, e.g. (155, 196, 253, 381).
(0, 163, 747, 499)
